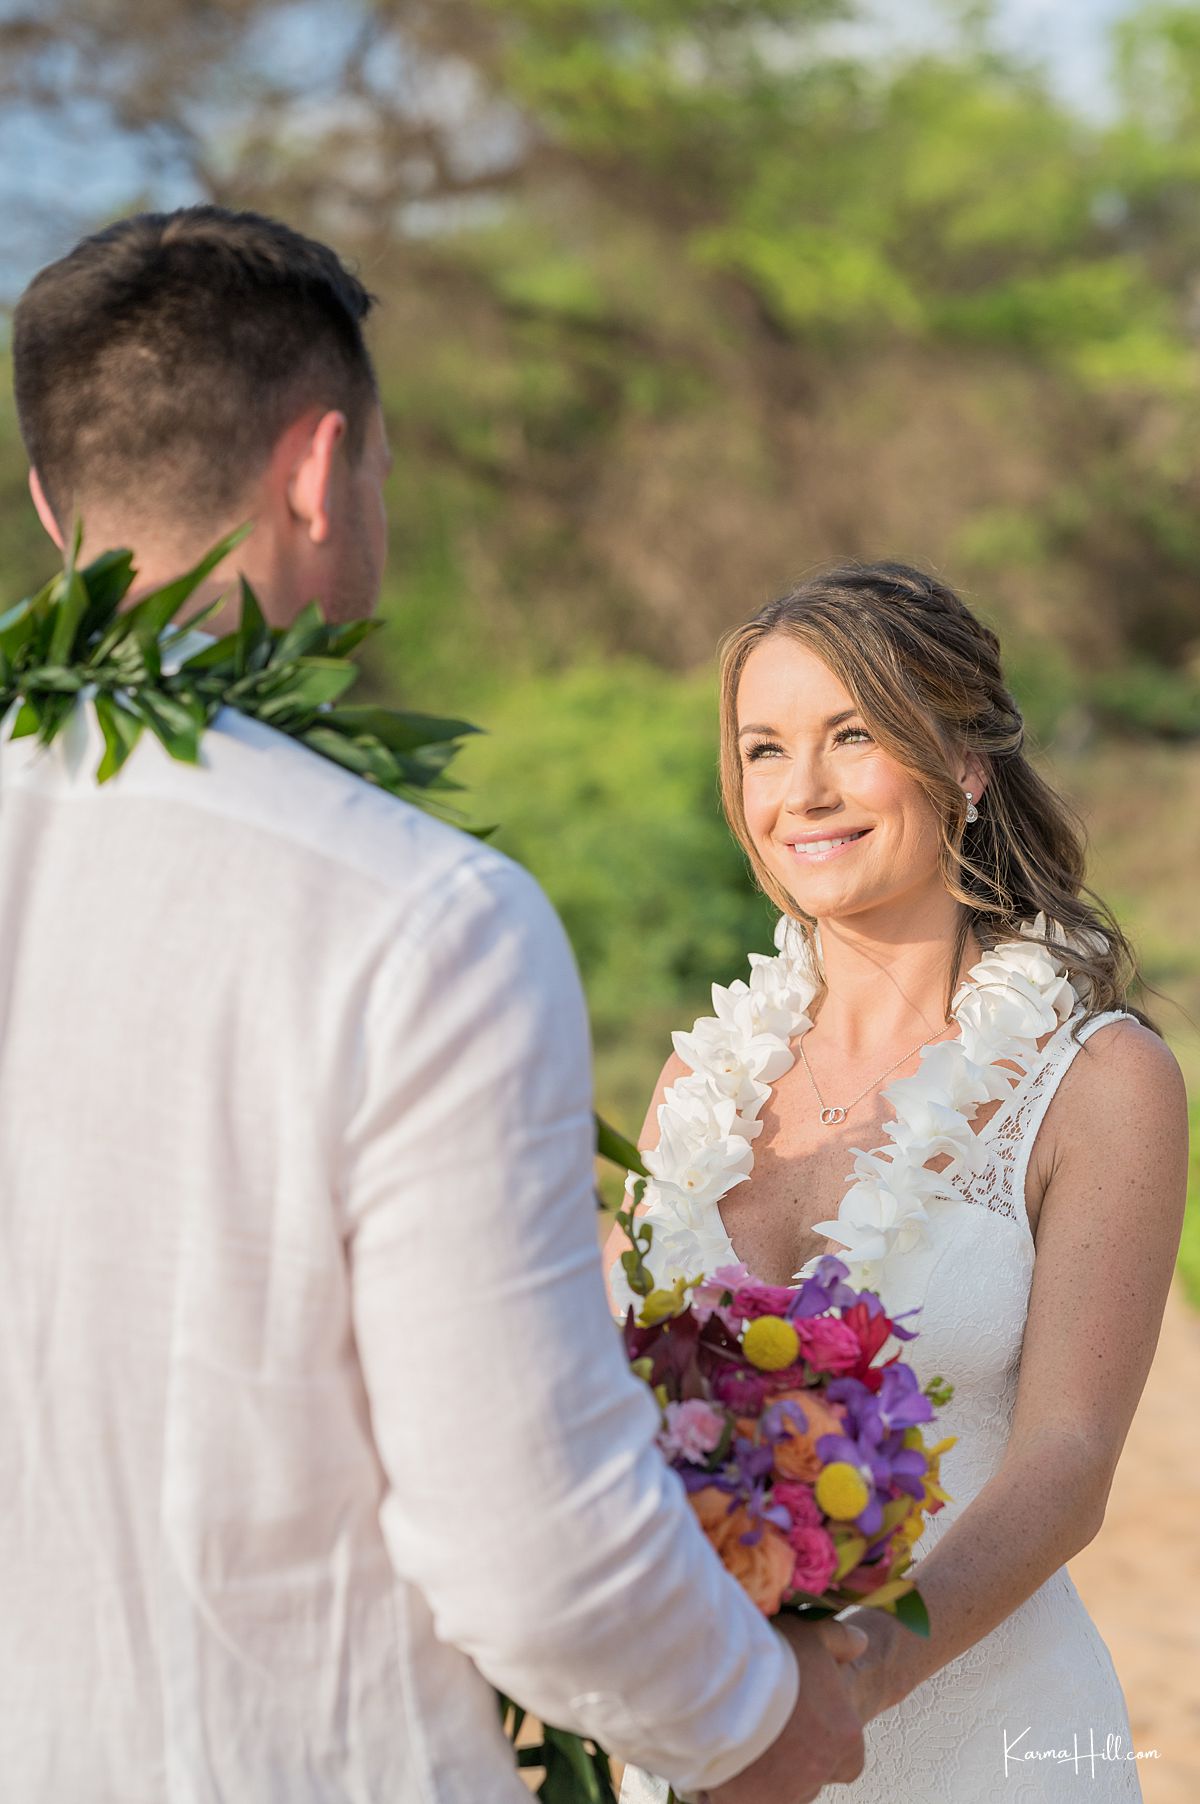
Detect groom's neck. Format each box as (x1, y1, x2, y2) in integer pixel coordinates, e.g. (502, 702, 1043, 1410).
(71, 514, 283, 636)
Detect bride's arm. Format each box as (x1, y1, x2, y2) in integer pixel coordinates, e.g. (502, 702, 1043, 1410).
(856, 1017, 1189, 1721)
(601, 1051, 688, 1311)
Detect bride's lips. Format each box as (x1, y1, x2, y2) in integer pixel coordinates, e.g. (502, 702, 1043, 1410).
(783, 828, 873, 864)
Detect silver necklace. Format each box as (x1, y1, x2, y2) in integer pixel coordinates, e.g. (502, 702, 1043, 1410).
(797, 1024, 952, 1126)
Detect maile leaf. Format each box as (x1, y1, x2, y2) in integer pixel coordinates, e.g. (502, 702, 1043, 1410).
(9, 697, 42, 739)
(321, 705, 481, 753)
(0, 598, 35, 656)
(94, 692, 145, 782)
(46, 520, 89, 665)
(77, 549, 136, 642)
(34, 690, 78, 747)
(126, 689, 204, 764)
(270, 603, 329, 666)
(132, 523, 252, 647)
(251, 658, 359, 720)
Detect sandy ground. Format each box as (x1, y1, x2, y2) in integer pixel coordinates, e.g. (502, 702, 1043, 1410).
(1068, 1281, 1200, 1803)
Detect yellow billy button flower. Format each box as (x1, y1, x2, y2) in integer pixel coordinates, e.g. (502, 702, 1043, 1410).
(742, 1316, 800, 1371)
(815, 1460, 871, 1522)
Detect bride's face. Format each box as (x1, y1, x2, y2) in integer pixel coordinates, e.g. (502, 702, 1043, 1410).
(735, 633, 946, 924)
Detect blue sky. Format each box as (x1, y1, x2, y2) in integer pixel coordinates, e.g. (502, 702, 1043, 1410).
(0, 0, 1145, 305)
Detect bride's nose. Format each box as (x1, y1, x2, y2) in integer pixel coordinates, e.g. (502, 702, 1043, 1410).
(782, 748, 841, 816)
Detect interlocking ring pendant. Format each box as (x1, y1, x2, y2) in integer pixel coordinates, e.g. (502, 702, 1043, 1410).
(820, 1106, 848, 1126)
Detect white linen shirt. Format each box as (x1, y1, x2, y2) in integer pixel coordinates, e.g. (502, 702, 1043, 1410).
(0, 694, 797, 1803)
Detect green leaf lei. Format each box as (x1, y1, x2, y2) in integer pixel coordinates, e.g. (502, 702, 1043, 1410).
(0, 524, 481, 813)
(0, 524, 662, 1804)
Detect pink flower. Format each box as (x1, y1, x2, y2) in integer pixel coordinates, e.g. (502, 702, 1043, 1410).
(711, 1366, 774, 1415)
(692, 1264, 752, 1331)
(773, 1481, 821, 1531)
(793, 1316, 862, 1376)
(731, 1281, 798, 1321)
(788, 1525, 839, 1598)
(659, 1398, 726, 1463)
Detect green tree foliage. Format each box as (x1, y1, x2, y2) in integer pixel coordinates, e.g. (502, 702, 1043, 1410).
(458, 661, 776, 1128)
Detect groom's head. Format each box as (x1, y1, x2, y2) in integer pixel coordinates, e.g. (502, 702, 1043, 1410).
(12, 206, 390, 625)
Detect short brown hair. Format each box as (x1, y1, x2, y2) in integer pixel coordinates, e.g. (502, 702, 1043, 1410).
(12, 205, 377, 529)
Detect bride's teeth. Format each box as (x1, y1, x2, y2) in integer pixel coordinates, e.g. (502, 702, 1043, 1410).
(791, 832, 866, 854)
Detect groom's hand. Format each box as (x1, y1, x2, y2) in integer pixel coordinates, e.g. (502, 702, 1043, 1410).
(702, 1618, 867, 1804)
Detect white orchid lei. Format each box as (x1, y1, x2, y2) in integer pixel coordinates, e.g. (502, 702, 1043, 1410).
(610, 912, 1094, 1312)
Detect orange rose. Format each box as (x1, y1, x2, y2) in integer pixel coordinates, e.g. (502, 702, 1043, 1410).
(769, 1390, 844, 1483)
(690, 1485, 795, 1616)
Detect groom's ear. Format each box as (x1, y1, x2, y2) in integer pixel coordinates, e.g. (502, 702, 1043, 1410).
(284, 409, 347, 547)
(29, 468, 65, 551)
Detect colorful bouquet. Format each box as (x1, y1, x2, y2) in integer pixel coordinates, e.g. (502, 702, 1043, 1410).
(501, 1146, 957, 1803)
(617, 1203, 956, 1635)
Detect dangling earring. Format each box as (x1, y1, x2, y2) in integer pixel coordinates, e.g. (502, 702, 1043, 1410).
(963, 788, 980, 824)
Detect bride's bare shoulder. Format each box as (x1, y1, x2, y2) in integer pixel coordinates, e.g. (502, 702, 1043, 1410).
(1074, 1013, 1184, 1094)
(1051, 1013, 1187, 1164)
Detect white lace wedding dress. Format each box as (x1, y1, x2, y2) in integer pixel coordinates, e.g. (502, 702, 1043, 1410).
(618, 931, 1144, 1801)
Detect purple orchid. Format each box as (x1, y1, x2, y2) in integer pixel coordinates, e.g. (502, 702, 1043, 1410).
(786, 1256, 858, 1319)
(815, 1371, 932, 1534)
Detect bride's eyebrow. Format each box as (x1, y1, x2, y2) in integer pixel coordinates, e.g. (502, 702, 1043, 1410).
(737, 709, 859, 738)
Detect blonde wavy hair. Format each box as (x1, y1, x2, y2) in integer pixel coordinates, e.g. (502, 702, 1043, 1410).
(718, 561, 1146, 1023)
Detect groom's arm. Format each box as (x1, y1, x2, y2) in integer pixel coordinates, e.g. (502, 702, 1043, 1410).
(340, 850, 798, 1795)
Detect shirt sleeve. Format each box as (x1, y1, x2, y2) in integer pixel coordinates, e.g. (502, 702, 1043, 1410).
(339, 850, 798, 1794)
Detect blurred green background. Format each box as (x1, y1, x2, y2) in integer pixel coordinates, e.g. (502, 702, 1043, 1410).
(1, 0, 1197, 1302)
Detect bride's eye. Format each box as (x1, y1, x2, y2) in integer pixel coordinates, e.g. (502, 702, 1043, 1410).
(744, 740, 785, 763)
(833, 724, 872, 747)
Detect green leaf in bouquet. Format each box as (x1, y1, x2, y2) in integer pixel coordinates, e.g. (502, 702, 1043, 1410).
(536, 1726, 616, 1803)
(596, 1115, 648, 1176)
(94, 692, 145, 782)
(779, 1593, 841, 1619)
(879, 1496, 915, 1536)
(891, 1586, 931, 1638)
(619, 1247, 655, 1299)
(832, 1533, 867, 1581)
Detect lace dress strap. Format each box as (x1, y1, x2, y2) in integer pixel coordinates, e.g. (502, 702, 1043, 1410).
(1000, 1008, 1132, 1229)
